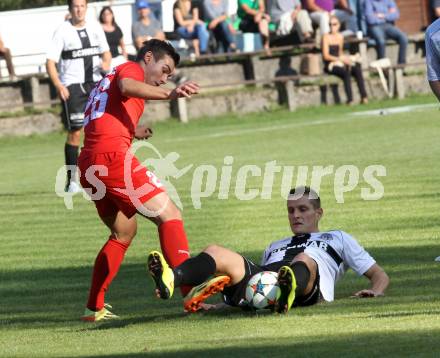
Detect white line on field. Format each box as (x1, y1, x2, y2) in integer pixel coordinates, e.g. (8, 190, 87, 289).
(162, 116, 355, 143)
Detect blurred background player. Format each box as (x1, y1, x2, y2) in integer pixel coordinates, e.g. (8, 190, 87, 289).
(78, 39, 200, 321)
(99, 6, 128, 68)
(426, 17, 440, 101)
(46, 0, 111, 193)
(148, 186, 389, 313)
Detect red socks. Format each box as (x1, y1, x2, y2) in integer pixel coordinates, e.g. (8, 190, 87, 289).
(86, 220, 191, 310)
(158, 219, 191, 296)
(86, 236, 130, 311)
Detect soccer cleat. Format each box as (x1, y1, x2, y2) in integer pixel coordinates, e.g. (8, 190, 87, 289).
(65, 181, 82, 193)
(183, 275, 231, 313)
(81, 303, 119, 322)
(147, 250, 174, 299)
(275, 266, 297, 314)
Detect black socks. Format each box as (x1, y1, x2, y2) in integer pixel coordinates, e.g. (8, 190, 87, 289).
(173, 252, 216, 287)
(291, 261, 311, 297)
(65, 143, 79, 184)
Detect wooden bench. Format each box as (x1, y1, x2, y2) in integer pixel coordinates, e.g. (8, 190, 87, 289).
(172, 72, 340, 122)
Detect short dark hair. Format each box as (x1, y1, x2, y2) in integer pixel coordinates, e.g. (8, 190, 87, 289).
(99, 6, 115, 25)
(68, 0, 87, 10)
(135, 39, 180, 67)
(288, 186, 321, 209)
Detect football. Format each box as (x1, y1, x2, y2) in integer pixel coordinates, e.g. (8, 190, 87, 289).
(245, 271, 280, 309)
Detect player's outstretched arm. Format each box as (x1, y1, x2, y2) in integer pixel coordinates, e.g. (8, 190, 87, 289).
(352, 263, 389, 298)
(119, 78, 171, 100)
(168, 81, 200, 100)
(119, 78, 200, 101)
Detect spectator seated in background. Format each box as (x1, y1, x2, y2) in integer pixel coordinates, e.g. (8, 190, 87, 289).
(304, 0, 357, 37)
(203, 0, 238, 53)
(237, 0, 271, 53)
(0, 33, 17, 81)
(269, 0, 313, 43)
(322, 15, 368, 105)
(364, 0, 407, 64)
(174, 0, 210, 57)
(349, 0, 367, 35)
(99, 6, 128, 68)
(132, 0, 165, 53)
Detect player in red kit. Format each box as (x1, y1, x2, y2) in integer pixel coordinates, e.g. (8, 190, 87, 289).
(78, 39, 199, 321)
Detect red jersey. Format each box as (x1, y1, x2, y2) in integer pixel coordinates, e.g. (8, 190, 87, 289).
(82, 61, 145, 153)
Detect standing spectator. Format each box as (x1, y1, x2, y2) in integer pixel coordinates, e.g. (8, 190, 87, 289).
(304, 0, 357, 36)
(203, 0, 238, 52)
(322, 15, 368, 104)
(132, 0, 165, 53)
(174, 0, 210, 56)
(426, 18, 440, 100)
(237, 0, 271, 53)
(99, 6, 128, 68)
(269, 0, 313, 42)
(0, 33, 17, 80)
(46, 0, 111, 193)
(364, 0, 408, 64)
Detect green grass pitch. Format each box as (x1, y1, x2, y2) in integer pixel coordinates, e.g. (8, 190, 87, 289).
(1, 95, 440, 357)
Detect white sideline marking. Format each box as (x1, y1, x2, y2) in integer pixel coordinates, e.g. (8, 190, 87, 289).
(349, 103, 438, 117)
(163, 116, 356, 143)
(10, 103, 439, 159)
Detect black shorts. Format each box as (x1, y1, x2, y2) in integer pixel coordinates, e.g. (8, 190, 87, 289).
(222, 256, 321, 309)
(61, 82, 96, 131)
(239, 16, 260, 33)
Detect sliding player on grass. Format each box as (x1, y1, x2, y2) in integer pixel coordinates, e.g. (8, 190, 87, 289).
(148, 186, 390, 313)
(78, 39, 199, 321)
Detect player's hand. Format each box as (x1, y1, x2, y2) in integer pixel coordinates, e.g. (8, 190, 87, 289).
(169, 81, 200, 100)
(135, 126, 153, 140)
(351, 289, 384, 298)
(57, 84, 70, 101)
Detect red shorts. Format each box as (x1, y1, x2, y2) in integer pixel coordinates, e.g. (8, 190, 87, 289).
(78, 151, 164, 218)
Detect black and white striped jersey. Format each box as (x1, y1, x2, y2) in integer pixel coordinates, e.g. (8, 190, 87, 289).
(261, 231, 376, 302)
(47, 20, 109, 86)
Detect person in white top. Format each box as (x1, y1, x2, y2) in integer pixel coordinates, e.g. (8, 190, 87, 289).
(147, 186, 389, 313)
(46, 0, 111, 193)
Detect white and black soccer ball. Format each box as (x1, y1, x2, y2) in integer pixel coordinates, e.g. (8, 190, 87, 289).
(245, 271, 279, 309)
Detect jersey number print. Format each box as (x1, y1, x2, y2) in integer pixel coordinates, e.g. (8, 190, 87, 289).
(84, 70, 114, 126)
